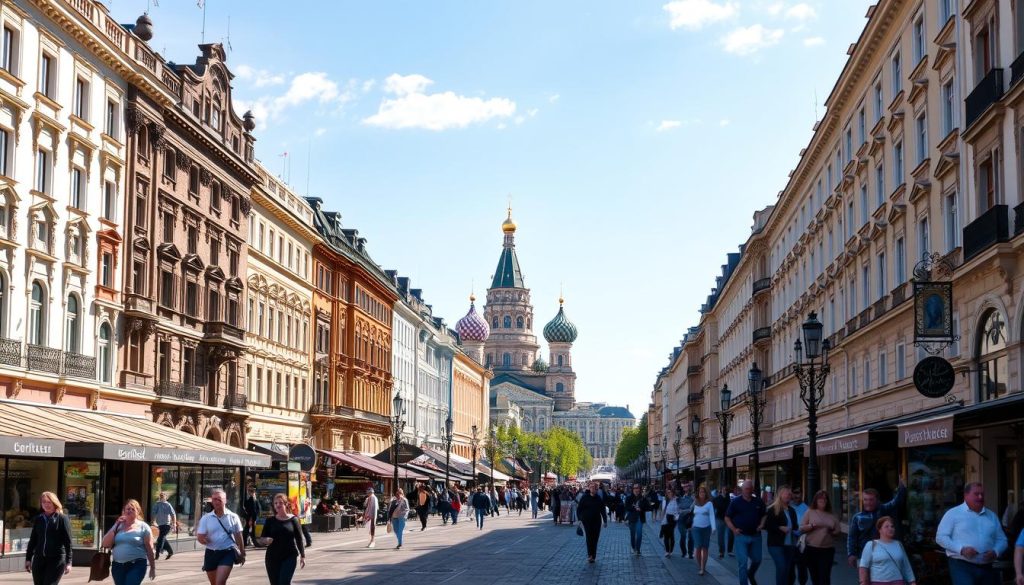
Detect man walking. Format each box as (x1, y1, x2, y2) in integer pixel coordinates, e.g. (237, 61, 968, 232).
(577, 481, 609, 563)
(725, 480, 766, 585)
(471, 486, 490, 530)
(678, 483, 695, 558)
(362, 487, 378, 548)
(936, 482, 1008, 585)
(847, 477, 906, 567)
(624, 483, 650, 556)
(152, 492, 176, 559)
(415, 484, 430, 531)
(241, 485, 260, 549)
(530, 486, 539, 519)
(713, 484, 734, 559)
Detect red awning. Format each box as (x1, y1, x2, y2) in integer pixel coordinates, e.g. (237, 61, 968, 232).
(318, 449, 427, 481)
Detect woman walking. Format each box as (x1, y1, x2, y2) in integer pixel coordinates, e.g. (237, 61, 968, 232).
(692, 485, 716, 575)
(362, 487, 378, 548)
(101, 499, 156, 585)
(764, 485, 798, 585)
(799, 490, 841, 585)
(24, 491, 73, 585)
(576, 482, 608, 563)
(858, 516, 915, 585)
(388, 489, 410, 549)
(257, 494, 306, 585)
(660, 488, 679, 557)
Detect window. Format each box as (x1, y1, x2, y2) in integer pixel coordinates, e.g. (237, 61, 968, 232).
(975, 25, 994, 81)
(269, 229, 275, 258)
(516, 316, 524, 329)
(891, 51, 902, 94)
(65, 295, 80, 353)
(132, 260, 146, 295)
(39, 53, 54, 98)
(858, 108, 866, 145)
(916, 113, 928, 164)
(34, 214, 50, 252)
(211, 182, 221, 211)
(29, 281, 45, 345)
(875, 163, 885, 206)
(0, 196, 8, 240)
(919, 216, 930, 257)
(0, 127, 9, 177)
(189, 167, 199, 195)
(210, 239, 220, 266)
(35, 149, 50, 193)
(187, 225, 198, 254)
(231, 195, 240, 223)
(877, 251, 886, 298)
(848, 278, 856, 318)
(2, 26, 18, 74)
(160, 270, 174, 308)
(940, 0, 953, 24)
(503, 315, 512, 328)
(860, 185, 868, 224)
(845, 129, 853, 163)
(896, 342, 906, 379)
(163, 147, 176, 178)
(874, 81, 883, 122)
(98, 323, 112, 383)
(502, 353, 511, 367)
(893, 141, 904, 184)
(846, 200, 854, 239)
(942, 80, 955, 135)
(863, 356, 871, 390)
(943, 191, 959, 252)
(73, 77, 89, 120)
(895, 237, 906, 284)
(879, 352, 888, 386)
(229, 249, 238, 276)
(105, 99, 118, 137)
(135, 191, 146, 228)
(162, 211, 174, 243)
(862, 265, 870, 309)
(913, 16, 926, 63)
(102, 181, 116, 221)
(978, 310, 1008, 400)
(185, 281, 198, 316)
(70, 167, 85, 209)
(849, 362, 857, 397)
(101, 252, 113, 287)
(208, 290, 220, 321)
(978, 154, 999, 211)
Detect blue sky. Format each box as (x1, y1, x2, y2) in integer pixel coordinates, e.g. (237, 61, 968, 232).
(114, 0, 872, 416)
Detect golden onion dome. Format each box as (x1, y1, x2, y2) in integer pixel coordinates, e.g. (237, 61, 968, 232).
(502, 207, 517, 233)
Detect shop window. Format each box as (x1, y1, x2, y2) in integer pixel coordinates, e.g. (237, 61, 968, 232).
(3, 458, 59, 552)
(976, 309, 1008, 401)
(905, 445, 964, 578)
(64, 461, 102, 548)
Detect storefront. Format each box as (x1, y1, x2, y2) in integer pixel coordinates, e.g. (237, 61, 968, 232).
(317, 449, 426, 503)
(0, 402, 270, 572)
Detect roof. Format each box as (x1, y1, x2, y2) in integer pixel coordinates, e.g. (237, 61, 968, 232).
(491, 245, 525, 289)
(490, 373, 549, 397)
(598, 406, 635, 419)
(318, 449, 426, 480)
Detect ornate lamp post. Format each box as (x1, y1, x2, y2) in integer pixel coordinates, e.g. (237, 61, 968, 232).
(672, 424, 682, 487)
(688, 414, 705, 487)
(714, 385, 735, 488)
(794, 312, 830, 497)
(442, 415, 454, 490)
(390, 392, 407, 492)
(747, 363, 767, 491)
(470, 424, 480, 489)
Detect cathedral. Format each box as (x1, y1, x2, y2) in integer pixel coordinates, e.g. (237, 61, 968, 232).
(455, 210, 635, 467)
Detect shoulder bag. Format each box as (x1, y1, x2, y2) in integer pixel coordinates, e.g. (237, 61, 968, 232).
(88, 549, 111, 582)
(213, 514, 244, 565)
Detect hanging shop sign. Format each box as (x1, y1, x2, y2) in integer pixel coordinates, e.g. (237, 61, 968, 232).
(913, 355, 956, 399)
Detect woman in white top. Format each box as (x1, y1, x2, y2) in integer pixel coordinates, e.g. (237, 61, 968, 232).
(691, 486, 717, 575)
(660, 488, 680, 557)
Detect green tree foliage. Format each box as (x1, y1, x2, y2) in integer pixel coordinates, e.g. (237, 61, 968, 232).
(488, 423, 592, 478)
(614, 413, 648, 468)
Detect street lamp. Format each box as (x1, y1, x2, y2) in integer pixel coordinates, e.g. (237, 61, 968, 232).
(794, 311, 830, 497)
(688, 414, 704, 488)
(747, 363, 767, 491)
(661, 435, 669, 488)
(673, 424, 682, 488)
(442, 415, 454, 491)
(470, 424, 480, 489)
(390, 392, 407, 492)
(714, 384, 735, 489)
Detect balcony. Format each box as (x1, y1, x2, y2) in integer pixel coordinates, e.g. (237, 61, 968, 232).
(890, 282, 909, 307)
(752, 327, 772, 343)
(224, 392, 248, 410)
(203, 321, 245, 344)
(752, 277, 771, 297)
(686, 365, 701, 376)
(963, 204, 1009, 261)
(1012, 51, 1024, 87)
(27, 345, 62, 375)
(124, 293, 156, 316)
(154, 380, 202, 401)
(764, 363, 795, 388)
(965, 68, 1004, 129)
(1014, 202, 1024, 236)
(62, 351, 96, 379)
(309, 403, 334, 415)
(687, 392, 704, 405)
(873, 297, 889, 321)
(0, 338, 21, 367)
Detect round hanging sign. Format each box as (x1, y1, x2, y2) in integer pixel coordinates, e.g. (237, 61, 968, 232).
(913, 355, 955, 399)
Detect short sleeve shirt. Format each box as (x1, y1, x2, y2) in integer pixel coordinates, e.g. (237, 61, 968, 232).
(196, 510, 242, 551)
(1016, 528, 1024, 548)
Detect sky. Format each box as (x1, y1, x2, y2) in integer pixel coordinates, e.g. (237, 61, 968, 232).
(109, 0, 873, 417)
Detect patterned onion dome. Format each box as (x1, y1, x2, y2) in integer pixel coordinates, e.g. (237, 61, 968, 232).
(456, 294, 490, 342)
(543, 297, 578, 343)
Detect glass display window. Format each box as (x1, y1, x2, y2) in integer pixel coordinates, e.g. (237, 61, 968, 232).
(829, 452, 860, 523)
(63, 461, 101, 548)
(906, 445, 964, 584)
(3, 459, 59, 554)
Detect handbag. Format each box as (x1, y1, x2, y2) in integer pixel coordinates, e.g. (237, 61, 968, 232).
(576, 522, 584, 536)
(213, 514, 243, 565)
(386, 521, 392, 533)
(88, 549, 111, 582)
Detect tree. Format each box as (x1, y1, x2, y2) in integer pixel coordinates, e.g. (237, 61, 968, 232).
(614, 413, 648, 468)
(542, 426, 592, 477)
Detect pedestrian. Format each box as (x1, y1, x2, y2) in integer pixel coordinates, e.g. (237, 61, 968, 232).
(388, 488, 410, 549)
(490, 486, 501, 517)
(362, 487, 378, 548)
(241, 485, 260, 549)
(577, 481, 608, 563)
(677, 483, 695, 558)
(791, 487, 809, 585)
(438, 487, 452, 525)
(257, 493, 305, 585)
(726, 480, 767, 585)
(151, 492, 176, 560)
(765, 485, 799, 585)
(692, 485, 716, 575)
(471, 486, 490, 529)
(660, 488, 679, 557)
(624, 483, 650, 556)
(714, 484, 734, 559)
(935, 482, 1008, 585)
(101, 499, 156, 585)
(196, 488, 246, 585)
(799, 489, 840, 585)
(449, 488, 461, 524)
(858, 516, 916, 585)
(24, 491, 73, 585)
(847, 477, 906, 568)
(415, 484, 430, 531)
(531, 486, 540, 519)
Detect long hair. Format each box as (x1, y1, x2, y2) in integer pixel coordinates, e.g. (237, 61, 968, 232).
(40, 491, 64, 514)
(124, 499, 145, 523)
(695, 485, 710, 505)
(770, 485, 792, 517)
(272, 493, 291, 513)
(811, 490, 832, 513)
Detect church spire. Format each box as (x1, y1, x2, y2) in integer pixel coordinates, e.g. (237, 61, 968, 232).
(491, 207, 525, 289)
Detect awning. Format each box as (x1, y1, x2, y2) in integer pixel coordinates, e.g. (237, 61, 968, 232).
(0, 401, 270, 467)
(816, 430, 870, 455)
(760, 445, 796, 463)
(249, 442, 288, 462)
(318, 449, 427, 481)
(897, 415, 955, 448)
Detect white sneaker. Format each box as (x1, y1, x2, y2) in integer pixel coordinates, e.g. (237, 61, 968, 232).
(367, 541, 375, 548)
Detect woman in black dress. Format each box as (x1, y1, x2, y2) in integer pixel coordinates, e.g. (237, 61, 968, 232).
(24, 491, 73, 585)
(257, 494, 306, 585)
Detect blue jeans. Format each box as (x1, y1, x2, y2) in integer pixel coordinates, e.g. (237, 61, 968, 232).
(947, 559, 1001, 585)
(112, 559, 148, 585)
(628, 518, 644, 551)
(735, 533, 763, 585)
(392, 517, 406, 546)
(677, 521, 694, 555)
(768, 545, 796, 585)
(716, 518, 734, 555)
(266, 555, 297, 585)
(450, 509, 458, 524)
(475, 508, 486, 528)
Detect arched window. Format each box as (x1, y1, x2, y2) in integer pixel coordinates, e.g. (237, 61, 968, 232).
(516, 316, 524, 329)
(556, 382, 564, 392)
(492, 317, 498, 328)
(502, 353, 511, 367)
(98, 323, 112, 383)
(65, 295, 80, 352)
(557, 355, 564, 367)
(503, 316, 512, 328)
(29, 281, 45, 345)
(977, 309, 1007, 401)
(521, 354, 528, 366)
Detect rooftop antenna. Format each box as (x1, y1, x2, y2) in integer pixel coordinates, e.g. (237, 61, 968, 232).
(198, 0, 207, 44)
(813, 88, 819, 120)
(225, 15, 232, 52)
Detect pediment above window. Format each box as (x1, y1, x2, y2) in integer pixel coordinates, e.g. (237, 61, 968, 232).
(157, 242, 183, 262)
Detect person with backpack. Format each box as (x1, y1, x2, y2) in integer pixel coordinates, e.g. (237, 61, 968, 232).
(858, 516, 916, 585)
(847, 477, 906, 568)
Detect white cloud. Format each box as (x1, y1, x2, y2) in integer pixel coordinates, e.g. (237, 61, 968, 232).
(363, 73, 516, 131)
(233, 72, 356, 130)
(663, 0, 738, 30)
(314, 128, 327, 137)
(548, 93, 560, 104)
(721, 24, 784, 55)
(803, 36, 825, 47)
(765, 2, 784, 16)
(719, 118, 731, 126)
(234, 64, 285, 88)
(656, 120, 682, 132)
(785, 3, 816, 20)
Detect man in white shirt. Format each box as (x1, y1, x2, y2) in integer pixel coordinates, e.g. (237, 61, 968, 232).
(196, 489, 246, 585)
(936, 482, 1008, 585)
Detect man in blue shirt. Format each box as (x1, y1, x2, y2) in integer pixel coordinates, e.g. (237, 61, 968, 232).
(936, 482, 1008, 585)
(726, 480, 766, 585)
(847, 476, 906, 567)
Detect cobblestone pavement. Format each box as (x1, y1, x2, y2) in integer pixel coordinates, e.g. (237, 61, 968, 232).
(3, 510, 740, 585)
